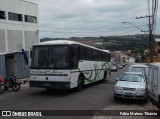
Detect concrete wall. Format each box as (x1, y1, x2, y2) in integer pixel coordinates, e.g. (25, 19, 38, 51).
(25, 31, 39, 51)
(8, 30, 23, 52)
(0, 29, 6, 53)
(0, 0, 38, 19)
(0, 0, 39, 53)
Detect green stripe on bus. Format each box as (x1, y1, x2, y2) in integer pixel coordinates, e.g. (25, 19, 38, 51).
(78, 62, 109, 83)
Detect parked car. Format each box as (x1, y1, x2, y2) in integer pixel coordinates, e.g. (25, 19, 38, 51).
(117, 64, 123, 69)
(111, 63, 118, 72)
(148, 63, 160, 109)
(128, 64, 149, 81)
(114, 72, 147, 101)
(122, 63, 125, 67)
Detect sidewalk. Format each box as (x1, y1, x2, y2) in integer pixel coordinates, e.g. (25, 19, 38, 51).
(18, 78, 29, 88)
(93, 103, 159, 119)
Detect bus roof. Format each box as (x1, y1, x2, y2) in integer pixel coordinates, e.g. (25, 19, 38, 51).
(38, 40, 78, 45)
(34, 40, 109, 52)
(102, 50, 110, 53)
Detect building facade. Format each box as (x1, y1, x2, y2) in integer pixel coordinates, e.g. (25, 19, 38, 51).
(0, 0, 39, 53)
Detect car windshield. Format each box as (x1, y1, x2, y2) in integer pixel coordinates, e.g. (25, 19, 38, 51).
(119, 73, 142, 82)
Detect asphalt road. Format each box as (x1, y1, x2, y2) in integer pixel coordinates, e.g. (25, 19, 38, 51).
(0, 64, 158, 119)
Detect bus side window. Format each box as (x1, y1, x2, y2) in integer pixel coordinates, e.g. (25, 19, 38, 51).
(71, 45, 79, 69)
(93, 50, 97, 61)
(80, 46, 86, 60)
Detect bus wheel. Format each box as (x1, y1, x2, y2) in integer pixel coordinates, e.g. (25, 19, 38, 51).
(76, 75, 84, 91)
(102, 71, 107, 82)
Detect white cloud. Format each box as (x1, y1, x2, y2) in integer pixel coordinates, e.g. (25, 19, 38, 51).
(27, 0, 160, 38)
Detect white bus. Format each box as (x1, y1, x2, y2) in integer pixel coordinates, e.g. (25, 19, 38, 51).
(29, 40, 111, 91)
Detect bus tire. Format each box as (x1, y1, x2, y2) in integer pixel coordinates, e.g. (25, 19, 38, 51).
(102, 71, 107, 82)
(76, 75, 84, 92)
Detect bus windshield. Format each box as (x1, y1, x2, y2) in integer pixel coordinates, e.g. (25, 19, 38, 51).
(31, 45, 69, 69)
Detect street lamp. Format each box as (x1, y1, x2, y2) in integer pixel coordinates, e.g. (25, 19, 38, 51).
(122, 21, 148, 33)
(122, 21, 150, 63)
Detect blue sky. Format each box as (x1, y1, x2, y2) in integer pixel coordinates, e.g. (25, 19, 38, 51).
(28, 0, 160, 38)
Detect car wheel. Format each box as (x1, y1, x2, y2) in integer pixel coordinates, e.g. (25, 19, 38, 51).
(114, 96, 118, 101)
(143, 98, 148, 103)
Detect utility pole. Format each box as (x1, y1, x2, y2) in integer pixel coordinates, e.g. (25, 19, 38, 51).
(136, 0, 158, 63)
(148, 15, 153, 63)
(136, 15, 153, 63)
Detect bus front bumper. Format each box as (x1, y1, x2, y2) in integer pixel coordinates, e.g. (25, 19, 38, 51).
(29, 81, 70, 89)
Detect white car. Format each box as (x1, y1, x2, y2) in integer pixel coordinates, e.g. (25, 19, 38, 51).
(111, 64, 118, 72)
(117, 64, 123, 69)
(148, 63, 160, 109)
(128, 64, 149, 80)
(114, 72, 147, 101)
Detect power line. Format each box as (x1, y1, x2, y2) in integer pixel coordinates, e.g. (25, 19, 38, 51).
(115, 29, 143, 36)
(0, 20, 148, 31)
(39, 26, 144, 34)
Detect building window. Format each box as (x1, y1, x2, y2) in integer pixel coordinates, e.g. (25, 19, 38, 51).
(25, 15, 37, 23)
(0, 10, 5, 19)
(8, 12, 23, 21)
(158, 42, 160, 46)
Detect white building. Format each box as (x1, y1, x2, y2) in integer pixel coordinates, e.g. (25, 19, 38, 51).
(0, 0, 39, 53)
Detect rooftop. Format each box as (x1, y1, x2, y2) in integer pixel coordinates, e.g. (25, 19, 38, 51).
(20, 0, 38, 5)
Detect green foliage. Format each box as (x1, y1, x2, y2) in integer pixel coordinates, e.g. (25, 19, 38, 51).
(40, 34, 160, 51)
